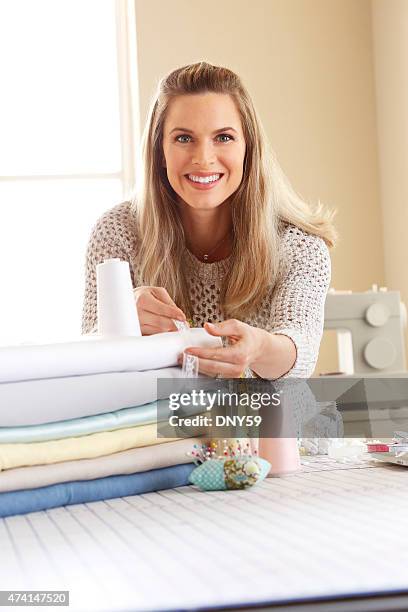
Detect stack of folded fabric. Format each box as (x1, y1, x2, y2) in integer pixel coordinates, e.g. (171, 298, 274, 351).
(0, 331, 220, 518)
(0, 397, 201, 518)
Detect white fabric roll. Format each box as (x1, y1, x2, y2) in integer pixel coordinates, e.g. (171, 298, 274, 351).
(97, 258, 141, 337)
(0, 328, 220, 384)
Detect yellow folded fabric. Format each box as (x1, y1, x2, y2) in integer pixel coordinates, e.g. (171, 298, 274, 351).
(0, 424, 177, 471)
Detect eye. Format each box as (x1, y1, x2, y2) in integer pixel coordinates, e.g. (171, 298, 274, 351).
(216, 133, 234, 143)
(175, 134, 192, 143)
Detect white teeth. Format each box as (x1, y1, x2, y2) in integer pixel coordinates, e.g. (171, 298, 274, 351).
(188, 174, 221, 184)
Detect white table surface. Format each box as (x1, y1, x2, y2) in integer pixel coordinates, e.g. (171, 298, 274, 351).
(1, 456, 407, 612)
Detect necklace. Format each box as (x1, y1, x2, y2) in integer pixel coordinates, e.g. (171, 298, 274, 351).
(192, 230, 232, 262)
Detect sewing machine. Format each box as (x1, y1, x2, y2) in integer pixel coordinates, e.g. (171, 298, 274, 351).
(324, 285, 407, 375)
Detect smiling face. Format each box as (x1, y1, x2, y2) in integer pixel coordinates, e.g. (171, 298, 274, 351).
(162, 93, 246, 210)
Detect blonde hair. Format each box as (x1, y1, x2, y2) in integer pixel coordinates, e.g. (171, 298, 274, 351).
(131, 61, 336, 319)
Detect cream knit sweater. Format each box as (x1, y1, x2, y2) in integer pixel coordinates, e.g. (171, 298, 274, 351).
(82, 201, 331, 378)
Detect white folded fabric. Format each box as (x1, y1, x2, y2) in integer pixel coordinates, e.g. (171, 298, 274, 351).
(0, 368, 219, 427)
(0, 368, 184, 426)
(0, 328, 221, 383)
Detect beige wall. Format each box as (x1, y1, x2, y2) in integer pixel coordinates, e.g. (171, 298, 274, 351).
(134, 0, 385, 373)
(372, 0, 408, 359)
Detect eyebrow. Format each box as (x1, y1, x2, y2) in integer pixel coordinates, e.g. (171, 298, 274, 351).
(169, 126, 238, 135)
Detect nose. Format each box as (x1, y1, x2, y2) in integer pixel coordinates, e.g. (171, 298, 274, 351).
(191, 140, 216, 166)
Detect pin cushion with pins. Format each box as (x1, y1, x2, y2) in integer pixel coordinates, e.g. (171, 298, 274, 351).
(187, 440, 271, 491)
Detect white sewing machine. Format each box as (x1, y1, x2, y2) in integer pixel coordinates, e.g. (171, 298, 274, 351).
(324, 285, 407, 375)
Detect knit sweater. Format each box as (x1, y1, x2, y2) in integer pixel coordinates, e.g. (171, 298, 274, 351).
(81, 201, 331, 378)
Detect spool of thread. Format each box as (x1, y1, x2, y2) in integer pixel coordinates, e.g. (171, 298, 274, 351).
(258, 437, 301, 476)
(97, 258, 141, 337)
(257, 390, 301, 476)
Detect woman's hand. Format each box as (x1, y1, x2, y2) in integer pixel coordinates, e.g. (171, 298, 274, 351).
(134, 286, 186, 335)
(180, 319, 266, 378)
(180, 319, 297, 379)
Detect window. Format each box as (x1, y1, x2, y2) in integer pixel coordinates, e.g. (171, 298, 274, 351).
(0, 0, 139, 344)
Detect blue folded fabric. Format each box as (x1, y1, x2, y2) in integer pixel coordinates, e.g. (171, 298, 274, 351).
(0, 463, 194, 518)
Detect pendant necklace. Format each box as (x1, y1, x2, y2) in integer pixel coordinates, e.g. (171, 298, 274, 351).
(194, 230, 232, 262)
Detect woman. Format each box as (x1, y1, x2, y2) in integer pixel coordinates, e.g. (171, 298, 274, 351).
(82, 61, 335, 380)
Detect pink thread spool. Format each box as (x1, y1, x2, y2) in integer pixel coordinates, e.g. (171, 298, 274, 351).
(258, 437, 300, 476)
(257, 390, 301, 476)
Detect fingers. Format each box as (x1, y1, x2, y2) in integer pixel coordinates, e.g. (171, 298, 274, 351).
(182, 344, 248, 377)
(151, 287, 186, 321)
(184, 346, 247, 369)
(140, 323, 169, 336)
(147, 294, 185, 321)
(142, 311, 178, 333)
(151, 288, 186, 320)
(135, 286, 185, 320)
(182, 319, 252, 376)
(134, 286, 186, 334)
(179, 355, 245, 378)
(204, 319, 245, 339)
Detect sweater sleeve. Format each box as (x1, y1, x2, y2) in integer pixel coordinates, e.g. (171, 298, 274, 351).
(81, 203, 137, 335)
(269, 226, 331, 378)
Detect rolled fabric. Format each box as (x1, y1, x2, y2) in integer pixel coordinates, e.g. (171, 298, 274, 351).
(0, 438, 202, 492)
(0, 423, 177, 471)
(0, 367, 189, 426)
(0, 463, 195, 518)
(0, 328, 221, 384)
